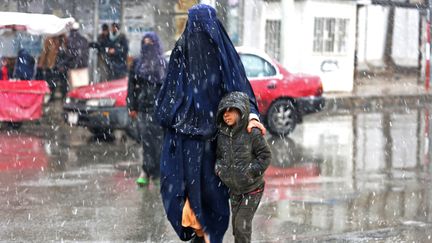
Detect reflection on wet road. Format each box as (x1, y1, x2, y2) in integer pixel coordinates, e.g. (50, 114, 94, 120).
(259, 107, 432, 242)
(0, 104, 432, 242)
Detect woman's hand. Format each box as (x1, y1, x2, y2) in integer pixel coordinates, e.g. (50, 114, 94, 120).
(247, 119, 266, 135)
(128, 110, 138, 119)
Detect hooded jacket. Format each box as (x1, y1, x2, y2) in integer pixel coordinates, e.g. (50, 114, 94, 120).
(215, 92, 271, 195)
(65, 30, 89, 69)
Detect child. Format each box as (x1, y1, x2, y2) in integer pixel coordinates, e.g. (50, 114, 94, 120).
(215, 91, 271, 243)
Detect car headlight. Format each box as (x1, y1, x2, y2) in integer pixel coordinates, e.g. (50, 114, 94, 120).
(64, 97, 71, 104)
(85, 98, 116, 107)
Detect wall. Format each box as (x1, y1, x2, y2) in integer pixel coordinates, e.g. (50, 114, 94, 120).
(242, 0, 264, 49)
(392, 8, 419, 67)
(293, 0, 357, 92)
(357, 5, 420, 72)
(240, 0, 356, 92)
(357, 5, 388, 70)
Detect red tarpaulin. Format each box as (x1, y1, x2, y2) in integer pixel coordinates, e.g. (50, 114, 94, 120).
(0, 80, 50, 122)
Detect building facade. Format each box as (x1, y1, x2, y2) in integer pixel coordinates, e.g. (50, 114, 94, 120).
(356, 3, 423, 76)
(241, 0, 357, 92)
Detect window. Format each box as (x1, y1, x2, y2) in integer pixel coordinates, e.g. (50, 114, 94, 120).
(313, 17, 349, 54)
(265, 20, 282, 61)
(240, 54, 277, 78)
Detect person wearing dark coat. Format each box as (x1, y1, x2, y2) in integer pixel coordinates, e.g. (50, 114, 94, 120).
(13, 49, 36, 80)
(106, 23, 129, 80)
(64, 23, 89, 89)
(65, 25, 89, 70)
(89, 23, 110, 82)
(127, 31, 166, 186)
(54, 34, 69, 99)
(154, 4, 266, 243)
(215, 91, 271, 243)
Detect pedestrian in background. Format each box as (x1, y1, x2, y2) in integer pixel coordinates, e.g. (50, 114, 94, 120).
(107, 22, 128, 80)
(65, 22, 89, 88)
(53, 34, 69, 99)
(215, 91, 271, 243)
(13, 49, 35, 80)
(127, 32, 166, 186)
(95, 23, 110, 82)
(154, 4, 266, 243)
(38, 35, 64, 100)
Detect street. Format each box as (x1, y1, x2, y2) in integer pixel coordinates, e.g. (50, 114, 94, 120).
(1, 102, 432, 242)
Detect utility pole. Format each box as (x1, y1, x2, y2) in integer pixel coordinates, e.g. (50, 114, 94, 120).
(428, 0, 432, 90)
(92, 0, 99, 83)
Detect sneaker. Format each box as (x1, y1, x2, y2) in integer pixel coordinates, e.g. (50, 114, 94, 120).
(136, 177, 149, 187)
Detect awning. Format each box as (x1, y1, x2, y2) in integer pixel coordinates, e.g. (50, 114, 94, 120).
(0, 12, 75, 36)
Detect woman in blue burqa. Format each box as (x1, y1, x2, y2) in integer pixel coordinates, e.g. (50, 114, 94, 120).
(155, 4, 266, 243)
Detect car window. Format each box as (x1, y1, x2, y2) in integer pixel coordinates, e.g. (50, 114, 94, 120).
(240, 54, 277, 78)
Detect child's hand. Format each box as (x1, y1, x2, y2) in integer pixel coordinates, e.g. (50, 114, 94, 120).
(215, 168, 221, 177)
(214, 162, 222, 177)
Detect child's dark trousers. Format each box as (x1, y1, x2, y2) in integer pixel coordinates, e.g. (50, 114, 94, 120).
(230, 187, 263, 243)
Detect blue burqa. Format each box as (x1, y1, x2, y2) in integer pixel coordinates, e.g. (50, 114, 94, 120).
(133, 32, 165, 84)
(155, 4, 259, 243)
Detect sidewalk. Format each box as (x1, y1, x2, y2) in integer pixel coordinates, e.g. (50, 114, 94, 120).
(323, 74, 432, 111)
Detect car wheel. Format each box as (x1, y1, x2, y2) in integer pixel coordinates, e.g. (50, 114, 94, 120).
(266, 99, 298, 136)
(88, 127, 114, 140)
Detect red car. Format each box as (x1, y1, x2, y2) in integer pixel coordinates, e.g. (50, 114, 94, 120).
(63, 47, 324, 137)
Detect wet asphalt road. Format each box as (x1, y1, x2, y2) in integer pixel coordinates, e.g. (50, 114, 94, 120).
(1, 101, 432, 242)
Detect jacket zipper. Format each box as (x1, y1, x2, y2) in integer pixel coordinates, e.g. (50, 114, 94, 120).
(229, 130, 236, 188)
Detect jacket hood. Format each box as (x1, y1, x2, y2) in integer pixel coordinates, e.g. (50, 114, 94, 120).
(216, 92, 250, 134)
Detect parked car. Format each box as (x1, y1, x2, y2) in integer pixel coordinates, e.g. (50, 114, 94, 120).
(236, 47, 324, 135)
(63, 77, 130, 137)
(63, 47, 324, 137)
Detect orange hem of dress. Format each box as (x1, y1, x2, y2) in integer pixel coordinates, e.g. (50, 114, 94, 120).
(181, 198, 204, 237)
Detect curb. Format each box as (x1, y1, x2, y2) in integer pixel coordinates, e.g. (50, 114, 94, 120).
(323, 93, 432, 111)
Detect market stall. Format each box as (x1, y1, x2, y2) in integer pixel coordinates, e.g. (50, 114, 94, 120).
(0, 12, 75, 128)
